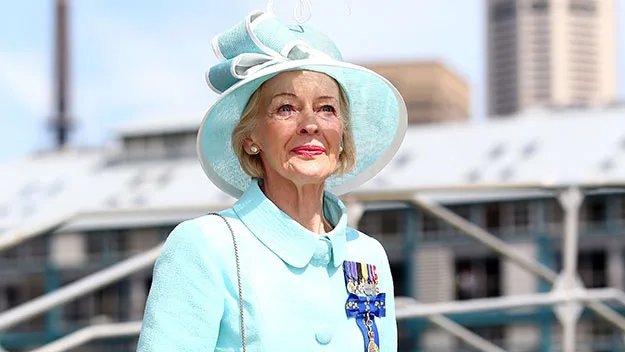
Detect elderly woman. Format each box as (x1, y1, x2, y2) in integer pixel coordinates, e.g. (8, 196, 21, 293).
(137, 9, 406, 352)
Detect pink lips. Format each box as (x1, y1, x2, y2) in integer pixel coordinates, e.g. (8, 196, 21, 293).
(291, 145, 326, 157)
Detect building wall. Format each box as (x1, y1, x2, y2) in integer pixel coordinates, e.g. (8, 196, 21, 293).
(415, 246, 454, 303)
(366, 62, 470, 124)
(422, 328, 455, 351)
(503, 242, 536, 296)
(607, 239, 624, 289)
(51, 232, 87, 268)
(506, 324, 539, 351)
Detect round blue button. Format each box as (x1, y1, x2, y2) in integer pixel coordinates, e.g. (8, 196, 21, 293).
(315, 324, 332, 345)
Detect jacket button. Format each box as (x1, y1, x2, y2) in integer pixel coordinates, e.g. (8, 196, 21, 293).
(315, 324, 332, 345)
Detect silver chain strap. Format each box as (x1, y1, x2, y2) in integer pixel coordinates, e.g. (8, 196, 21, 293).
(209, 213, 246, 352)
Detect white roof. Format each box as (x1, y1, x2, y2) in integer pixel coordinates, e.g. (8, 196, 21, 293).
(1, 106, 624, 237)
(360, 106, 625, 191)
(115, 115, 201, 137)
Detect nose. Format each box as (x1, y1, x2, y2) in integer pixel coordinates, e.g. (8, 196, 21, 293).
(297, 111, 320, 135)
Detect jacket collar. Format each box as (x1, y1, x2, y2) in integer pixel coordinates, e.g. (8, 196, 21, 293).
(233, 179, 348, 268)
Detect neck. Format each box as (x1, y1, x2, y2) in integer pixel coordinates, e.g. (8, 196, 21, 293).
(261, 177, 330, 234)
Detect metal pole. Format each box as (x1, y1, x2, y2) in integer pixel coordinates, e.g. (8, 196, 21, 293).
(558, 187, 583, 352)
(0, 246, 161, 331)
(411, 195, 557, 282)
(30, 321, 142, 352)
(0, 204, 229, 252)
(560, 187, 582, 280)
(395, 288, 622, 318)
(410, 193, 625, 333)
(50, 0, 73, 149)
(428, 315, 506, 352)
(0, 214, 76, 251)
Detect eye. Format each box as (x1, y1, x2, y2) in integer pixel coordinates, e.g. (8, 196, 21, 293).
(278, 105, 294, 113)
(320, 105, 336, 113)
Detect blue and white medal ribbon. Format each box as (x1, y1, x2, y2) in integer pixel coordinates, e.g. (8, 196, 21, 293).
(343, 261, 385, 352)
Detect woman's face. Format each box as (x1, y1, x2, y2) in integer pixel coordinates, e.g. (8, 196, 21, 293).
(248, 70, 344, 187)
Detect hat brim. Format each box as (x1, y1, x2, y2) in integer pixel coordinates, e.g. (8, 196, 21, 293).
(197, 58, 407, 199)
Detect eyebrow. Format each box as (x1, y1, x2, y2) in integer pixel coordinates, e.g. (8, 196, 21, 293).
(270, 93, 338, 102)
(271, 92, 297, 101)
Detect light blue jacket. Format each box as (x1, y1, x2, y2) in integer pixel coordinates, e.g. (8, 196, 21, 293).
(137, 180, 397, 351)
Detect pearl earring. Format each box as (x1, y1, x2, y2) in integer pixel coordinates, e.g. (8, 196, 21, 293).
(250, 145, 259, 154)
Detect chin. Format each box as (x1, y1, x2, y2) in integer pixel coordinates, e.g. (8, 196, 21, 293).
(288, 164, 334, 184)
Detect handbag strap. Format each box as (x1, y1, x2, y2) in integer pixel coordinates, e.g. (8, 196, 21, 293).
(208, 212, 246, 351)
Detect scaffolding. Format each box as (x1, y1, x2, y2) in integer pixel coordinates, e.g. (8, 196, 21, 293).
(1, 183, 625, 351)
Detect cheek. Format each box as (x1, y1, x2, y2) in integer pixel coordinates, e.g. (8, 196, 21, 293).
(259, 121, 296, 152)
(326, 125, 344, 149)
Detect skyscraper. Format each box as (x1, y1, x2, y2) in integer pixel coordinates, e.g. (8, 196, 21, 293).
(487, 0, 617, 117)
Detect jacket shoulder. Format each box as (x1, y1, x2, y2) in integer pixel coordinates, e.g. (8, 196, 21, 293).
(162, 209, 240, 258)
(345, 227, 389, 263)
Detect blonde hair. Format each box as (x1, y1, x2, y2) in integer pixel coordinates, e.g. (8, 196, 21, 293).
(231, 75, 356, 179)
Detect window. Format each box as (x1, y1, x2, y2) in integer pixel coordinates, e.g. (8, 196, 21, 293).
(619, 196, 625, 222)
(4, 286, 18, 309)
(532, 0, 548, 11)
(357, 210, 403, 236)
(579, 251, 607, 288)
(591, 320, 616, 352)
(163, 132, 196, 158)
(455, 257, 501, 300)
(63, 294, 92, 325)
(421, 213, 441, 240)
(491, 2, 516, 21)
(583, 197, 607, 227)
(548, 200, 563, 234)
(30, 237, 47, 257)
(511, 202, 531, 232)
(390, 262, 407, 296)
(570, 0, 596, 12)
(7, 275, 45, 330)
(124, 137, 147, 159)
(449, 205, 471, 236)
(87, 234, 105, 259)
(5, 242, 19, 260)
(94, 282, 126, 320)
(111, 231, 129, 254)
(381, 211, 403, 235)
(484, 204, 502, 232)
(554, 250, 607, 288)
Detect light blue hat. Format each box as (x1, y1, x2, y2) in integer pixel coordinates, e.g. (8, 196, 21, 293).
(197, 10, 407, 198)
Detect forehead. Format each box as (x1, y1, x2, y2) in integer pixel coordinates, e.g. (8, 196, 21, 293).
(261, 70, 340, 98)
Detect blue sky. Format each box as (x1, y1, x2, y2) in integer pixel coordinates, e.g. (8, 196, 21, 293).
(0, 0, 624, 163)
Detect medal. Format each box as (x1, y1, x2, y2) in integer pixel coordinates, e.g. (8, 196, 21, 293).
(347, 279, 356, 294)
(343, 260, 386, 352)
(344, 261, 359, 294)
(367, 339, 380, 352)
(363, 283, 376, 296)
(364, 263, 379, 296)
